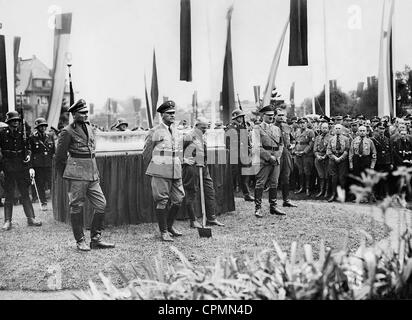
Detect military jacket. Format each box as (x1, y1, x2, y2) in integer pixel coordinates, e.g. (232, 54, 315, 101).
(143, 122, 182, 180)
(314, 133, 331, 157)
(326, 134, 350, 160)
(294, 128, 315, 155)
(392, 137, 412, 167)
(349, 136, 377, 168)
(371, 135, 392, 165)
(0, 126, 31, 172)
(275, 122, 294, 153)
(225, 120, 251, 165)
(29, 131, 55, 168)
(55, 122, 99, 181)
(253, 122, 283, 166)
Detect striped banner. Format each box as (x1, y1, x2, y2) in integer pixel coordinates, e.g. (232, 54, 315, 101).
(180, 0, 192, 81)
(47, 13, 72, 129)
(151, 49, 159, 122)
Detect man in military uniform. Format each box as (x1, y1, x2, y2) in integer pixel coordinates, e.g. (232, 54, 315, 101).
(225, 109, 254, 202)
(349, 121, 359, 142)
(274, 107, 297, 208)
(392, 129, 412, 168)
(55, 99, 115, 251)
(326, 124, 350, 202)
(113, 118, 129, 132)
(29, 118, 55, 210)
(182, 117, 224, 229)
(0, 111, 42, 231)
(293, 118, 315, 196)
(371, 123, 393, 200)
(253, 106, 285, 218)
(143, 100, 186, 242)
(314, 122, 331, 198)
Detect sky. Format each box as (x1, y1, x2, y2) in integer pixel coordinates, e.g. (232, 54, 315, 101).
(1, 0, 412, 112)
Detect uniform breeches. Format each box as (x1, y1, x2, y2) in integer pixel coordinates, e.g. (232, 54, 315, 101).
(328, 159, 348, 187)
(4, 170, 31, 205)
(68, 179, 107, 214)
(352, 155, 371, 177)
(279, 152, 293, 182)
(151, 176, 185, 210)
(295, 155, 314, 176)
(182, 165, 216, 220)
(255, 164, 280, 189)
(315, 158, 329, 179)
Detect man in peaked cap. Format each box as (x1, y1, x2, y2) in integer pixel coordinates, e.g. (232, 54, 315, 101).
(182, 116, 224, 229)
(29, 117, 55, 210)
(252, 105, 286, 218)
(225, 108, 254, 202)
(113, 118, 129, 132)
(143, 100, 186, 242)
(55, 99, 115, 251)
(0, 111, 42, 231)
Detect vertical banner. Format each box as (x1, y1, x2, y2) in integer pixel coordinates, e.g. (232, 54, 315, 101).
(323, 0, 330, 117)
(262, 19, 290, 107)
(0, 35, 9, 118)
(144, 73, 153, 129)
(221, 6, 235, 125)
(180, 0, 192, 82)
(151, 49, 159, 122)
(253, 85, 260, 104)
(47, 13, 72, 129)
(288, 0, 308, 66)
(290, 82, 296, 116)
(378, 0, 394, 117)
(192, 90, 197, 125)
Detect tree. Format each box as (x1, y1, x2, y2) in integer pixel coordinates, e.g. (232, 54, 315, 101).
(314, 87, 358, 117)
(358, 81, 378, 118)
(395, 65, 412, 117)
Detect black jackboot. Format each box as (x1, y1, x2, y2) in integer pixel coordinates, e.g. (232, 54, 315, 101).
(305, 176, 311, 196)
(70, 211, 90, 251)
(90, 213, 115, 249)
(2, 203, 13, 231)
(282, 183, 297, 207)
(269, 188, 286, 216)
(254, 188, 264, 218)
(156, 208, 173, 242)
(21, 197, 42, 227)
(328, 177, 338, 202)
(167, 204, 183, 237)
(316, 179, 325, 198)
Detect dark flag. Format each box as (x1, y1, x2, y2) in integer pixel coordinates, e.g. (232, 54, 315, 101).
(288, 0, 308, 66)
(68, 65, 75, 106)
(151, 49, 159, 121)
(145, 73, 153, 129)
(290, 82, 295, 116)
(0, 35, 8, 118)
(221, 5, 235, 125)
(180, 0, 192, 81)
(13, 37, 20, 77)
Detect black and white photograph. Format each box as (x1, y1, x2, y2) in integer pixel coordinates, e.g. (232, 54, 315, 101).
(0, 0, 412, 306)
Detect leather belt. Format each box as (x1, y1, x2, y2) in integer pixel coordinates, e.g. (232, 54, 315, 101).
(159, 150, 177, 157)
(263, 146, 279, 151)
(70, 153, 95, 158)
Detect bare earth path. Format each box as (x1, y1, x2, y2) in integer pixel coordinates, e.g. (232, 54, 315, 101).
(0, 199, 409, 300)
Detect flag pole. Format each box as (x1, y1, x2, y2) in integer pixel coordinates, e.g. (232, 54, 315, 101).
(206, 1, 216, 127)
(323, 0, 330, 117)
(392, 0, 397, 118)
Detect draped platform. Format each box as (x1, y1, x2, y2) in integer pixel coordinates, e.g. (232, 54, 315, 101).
(52, 149, 235, 227)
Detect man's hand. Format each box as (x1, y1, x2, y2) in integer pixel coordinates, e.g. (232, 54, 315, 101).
(23, 155, 30, 163)
(29, 168, 35, 179)
(335, 156, 341, 163)
(183, 157, 196, 166)
(271, 156, 278, 164)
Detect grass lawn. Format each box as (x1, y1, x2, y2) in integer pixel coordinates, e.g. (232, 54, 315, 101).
(0, 197, 390, 292)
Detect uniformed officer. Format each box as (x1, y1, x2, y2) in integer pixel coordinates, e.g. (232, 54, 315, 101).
(293, 117, 315, 196)
(55, 99, 115, 251)
(349, 125, 377, 176)
(326, 124, 350, 202)
(392, 129, 412, 168)
(0, 111, 42, 231)
(274, 107, 297, 208)
(182, 117, 224, 228)
(225, 109, 254, 202)
(113, 118, 129, 132)
(371, 123, 393, 199)
(253, 106, 285, 218)
(29, 118, 55, 210)
(143, 100, 185, 242)
(349, 121, 359, 142)
(314, 122, 331, 198)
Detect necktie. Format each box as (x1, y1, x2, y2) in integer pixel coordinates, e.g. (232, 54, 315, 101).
(336, 134, 341, 151)
(168, 125, 172, 135)
(359, 137, 364, 155)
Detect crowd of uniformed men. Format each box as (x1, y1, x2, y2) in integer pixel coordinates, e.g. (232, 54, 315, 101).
(1, 98, 412, 249)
